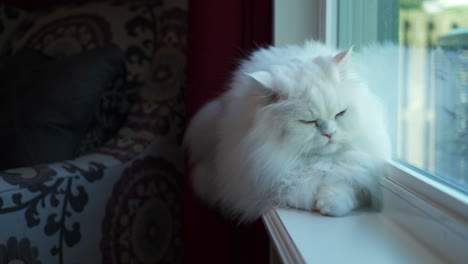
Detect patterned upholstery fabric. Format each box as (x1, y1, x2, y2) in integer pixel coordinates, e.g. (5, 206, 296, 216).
(0, 0, 186, 263)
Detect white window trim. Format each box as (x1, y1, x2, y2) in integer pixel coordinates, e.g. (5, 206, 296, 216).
(262, 209, 305, 264)
(269, 1, 468, 263)
(274, 0, 337, 47)
(381, 164, 468, 263)
(385, 160, 468, 221)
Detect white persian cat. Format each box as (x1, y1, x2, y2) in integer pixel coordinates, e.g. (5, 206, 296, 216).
(185, 40, 391, 222)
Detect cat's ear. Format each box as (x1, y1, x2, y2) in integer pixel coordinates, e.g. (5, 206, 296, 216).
(245, 71, 273, 89)
(245, 71, 282, 104)
(333, 45, 354, 77)
(333, 45, 353, 64)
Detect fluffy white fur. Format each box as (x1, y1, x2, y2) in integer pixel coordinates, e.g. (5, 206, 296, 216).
(185, 40, 391, 222)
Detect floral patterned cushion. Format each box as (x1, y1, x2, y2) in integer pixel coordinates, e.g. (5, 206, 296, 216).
(0, 4, 28, 56)
(8, 0, 160, 155)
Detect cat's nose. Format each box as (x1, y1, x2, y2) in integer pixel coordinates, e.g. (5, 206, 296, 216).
(323, 133, 333, 139)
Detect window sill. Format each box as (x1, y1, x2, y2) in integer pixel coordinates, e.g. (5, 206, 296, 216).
(262, 163, 468, 264)
(263, 208, 444, 264)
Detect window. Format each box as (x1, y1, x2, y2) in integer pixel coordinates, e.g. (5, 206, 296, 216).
(334, 0, 468, 204)
(397, 1, 468, 194)
(275, 0, 468, 206)
(269, 1, 468, 263)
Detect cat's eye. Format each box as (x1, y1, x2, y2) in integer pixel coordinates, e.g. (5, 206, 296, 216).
(335, 109, 347, 118)
(299, 120, 318, 126)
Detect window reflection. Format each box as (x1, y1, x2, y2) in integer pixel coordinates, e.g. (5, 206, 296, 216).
(398, 0, 468, 192)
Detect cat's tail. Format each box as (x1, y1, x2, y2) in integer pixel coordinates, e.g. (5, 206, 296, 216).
(184, 99, 222, 164)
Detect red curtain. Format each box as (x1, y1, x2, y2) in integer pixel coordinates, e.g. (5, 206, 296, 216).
(185, 0, 272, 263)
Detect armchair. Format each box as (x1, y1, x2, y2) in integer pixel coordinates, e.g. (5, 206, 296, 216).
(0, 0, 186, 263)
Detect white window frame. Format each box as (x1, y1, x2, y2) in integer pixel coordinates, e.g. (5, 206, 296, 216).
(269, 0, 468, 263)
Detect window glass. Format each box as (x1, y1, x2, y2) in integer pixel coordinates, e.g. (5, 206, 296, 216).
(398, 0, 468, 192)
(275, 0, 468, 194)
(336, 0, 467, 193)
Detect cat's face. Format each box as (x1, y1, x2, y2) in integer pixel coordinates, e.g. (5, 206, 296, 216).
(248, 49, 365, 156)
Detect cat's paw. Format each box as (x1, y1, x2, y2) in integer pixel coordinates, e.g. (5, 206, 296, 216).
(315, 186, 356, 216)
